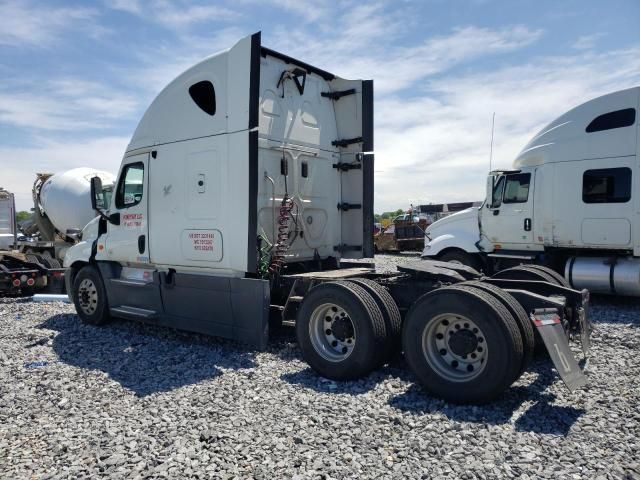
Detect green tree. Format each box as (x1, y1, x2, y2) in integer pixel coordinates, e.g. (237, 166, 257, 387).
(15, 211, 31, 223)
(374, 208, 409, 225)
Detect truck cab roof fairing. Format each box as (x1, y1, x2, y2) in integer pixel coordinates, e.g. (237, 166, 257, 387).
(513, 86, 639, 168)
(126, 34, 257, 153)
(126, 33, 341, 155)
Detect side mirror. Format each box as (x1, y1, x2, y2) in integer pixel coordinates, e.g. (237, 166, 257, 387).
(90, 176, 119, 225)
(90, 176, 104, 211)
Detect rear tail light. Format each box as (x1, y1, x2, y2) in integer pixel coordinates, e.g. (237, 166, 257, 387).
(12, 279, 20, 287)
(26, 278, 35, 286)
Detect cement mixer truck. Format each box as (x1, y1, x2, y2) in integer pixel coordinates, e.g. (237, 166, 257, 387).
(0, 168, 114, 294)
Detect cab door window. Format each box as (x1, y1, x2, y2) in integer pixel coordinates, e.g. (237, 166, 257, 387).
(503, 173, 531, 203)
(115, 163, 144, 209)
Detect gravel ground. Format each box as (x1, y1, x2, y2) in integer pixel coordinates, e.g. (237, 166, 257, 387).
(1, 255, 639, 479)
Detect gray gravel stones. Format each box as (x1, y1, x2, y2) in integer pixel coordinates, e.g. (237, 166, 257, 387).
(1, 256, 639, 479)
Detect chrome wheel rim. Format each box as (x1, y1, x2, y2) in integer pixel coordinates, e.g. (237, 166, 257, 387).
(422, 313, 487, 381)
(309, 303, 356, 362)
(77, 278, 98, 315)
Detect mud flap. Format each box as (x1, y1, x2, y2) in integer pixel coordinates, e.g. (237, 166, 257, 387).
(44, 268, 66, 294)
(532, 309, 587, 392)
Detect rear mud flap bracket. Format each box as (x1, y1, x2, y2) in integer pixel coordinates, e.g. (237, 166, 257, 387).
(532, 310, 587, 392)
(577, 290, 592, 358)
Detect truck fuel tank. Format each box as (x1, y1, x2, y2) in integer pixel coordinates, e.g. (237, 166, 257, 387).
(565, 256, 640, 296)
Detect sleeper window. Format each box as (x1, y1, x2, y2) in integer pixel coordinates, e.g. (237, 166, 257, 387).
(585, 108, 635, 133)
(582, 167, 631, 204)
(503, 173, 531, 203)
(189, 80, 216, 116)
(116, 163, 144, 209)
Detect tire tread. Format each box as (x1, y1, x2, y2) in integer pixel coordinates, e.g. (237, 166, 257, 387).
(403, 285, 524, 404)
(459, 281, 535, 376)
(72, 265, 110, 326)
(520, 264, 570, 288)
(296, 281, 387, 380)
(347, 278, 402, 362)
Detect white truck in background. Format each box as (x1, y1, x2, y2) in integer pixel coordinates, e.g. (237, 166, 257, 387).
(423, 86, 640, 296)
(0, 168, 114, 294)
(63, 32, 591, 404)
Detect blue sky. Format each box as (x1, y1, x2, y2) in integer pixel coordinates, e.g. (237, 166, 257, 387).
(1, 0, 639, 212)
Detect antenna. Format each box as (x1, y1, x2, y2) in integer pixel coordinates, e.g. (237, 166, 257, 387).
(489, 112, 495, 172)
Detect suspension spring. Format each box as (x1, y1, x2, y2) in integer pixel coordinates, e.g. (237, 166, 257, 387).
(269, 195, 294, 274)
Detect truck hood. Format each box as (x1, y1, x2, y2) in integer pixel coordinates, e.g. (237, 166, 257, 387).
(426, 207, 479, 238)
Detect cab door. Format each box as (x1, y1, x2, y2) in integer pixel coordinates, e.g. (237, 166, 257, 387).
(482, 171, 535, 249)
(103, 153, 150, 265)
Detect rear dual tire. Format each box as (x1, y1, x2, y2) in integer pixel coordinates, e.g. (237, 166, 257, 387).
(296, 281, 387, 381)
(456, 281, 535, 377)
(492, 264, 569, 288)
(521, 264, 570, 288)
(402, 286, 524, 404)
(438, 250, 483, 273)
(346, 278, 402, 364)
(492, 264, 570, 351)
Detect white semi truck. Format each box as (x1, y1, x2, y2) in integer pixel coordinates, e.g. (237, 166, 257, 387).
(423, 87, 640, 296)
(64, 33, 591, 404)
(0, 169, 114, 294)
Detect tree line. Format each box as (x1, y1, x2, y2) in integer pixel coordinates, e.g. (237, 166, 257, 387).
(374, 209, 405, 224)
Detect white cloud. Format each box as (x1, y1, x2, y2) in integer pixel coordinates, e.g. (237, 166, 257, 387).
(0, 78, 139, 131)
(109, 0, 142, 15)
(0, 137, 129, 212)
(108, 0, 237, 30)
(258, 0, 330, 22)
(372, 47, 640, 210)
(268, 23, 543, 94)
(0, 0, 100, 47)
(572, 33, 605, 50)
